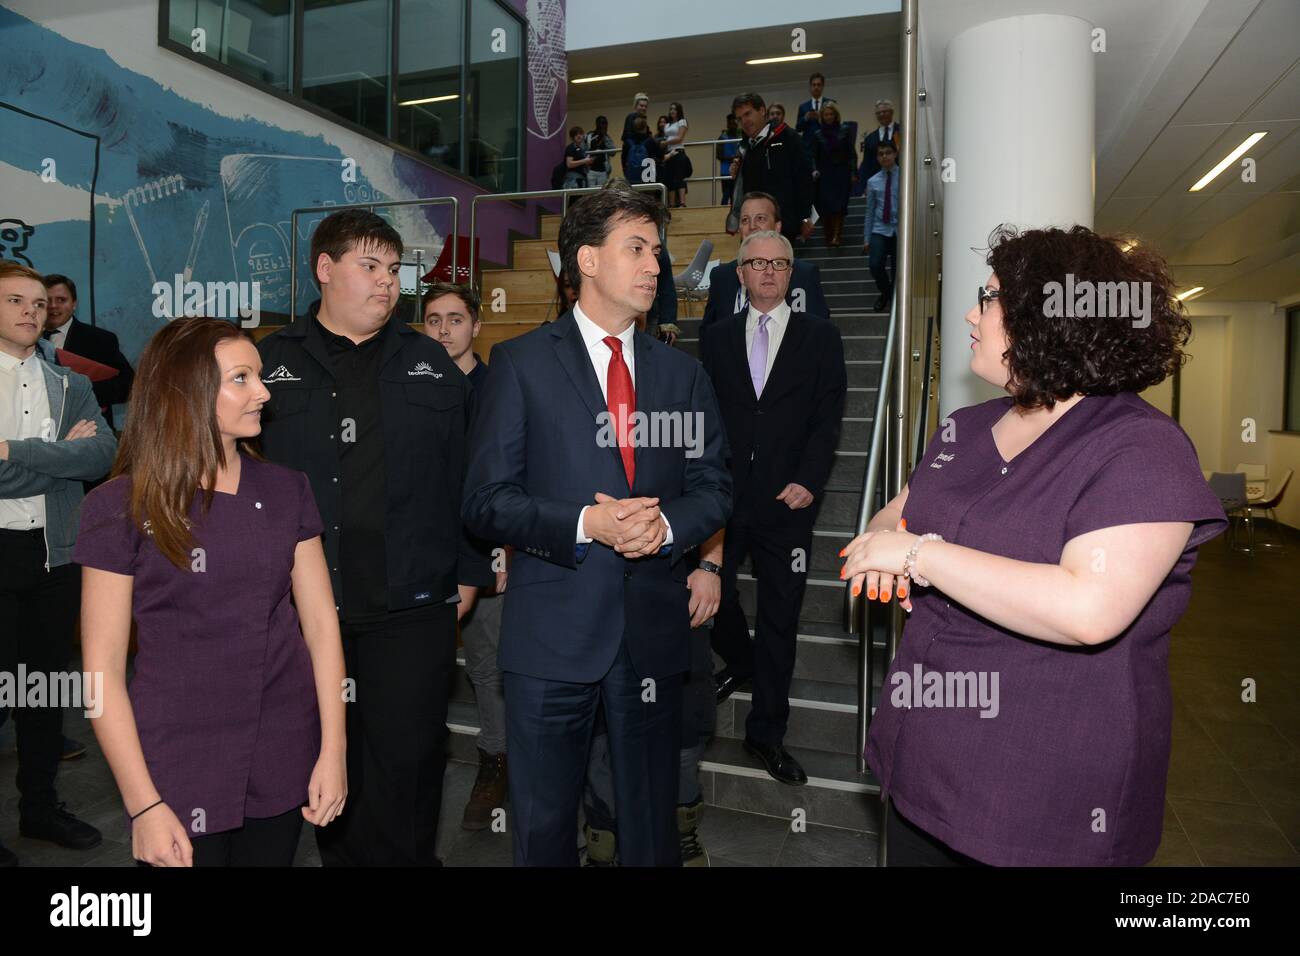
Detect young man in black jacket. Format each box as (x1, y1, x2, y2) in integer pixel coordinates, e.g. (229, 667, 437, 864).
(256, 210, 493, 866)
(726, 92, 815, 244)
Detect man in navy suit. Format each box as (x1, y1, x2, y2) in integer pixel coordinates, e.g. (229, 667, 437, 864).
(702, 191, 830, 347)
(859, 99, 902, 185)
(795, 72, 835, 144)
(463, 184, 732, 866)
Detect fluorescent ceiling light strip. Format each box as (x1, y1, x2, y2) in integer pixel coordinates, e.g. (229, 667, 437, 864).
(746, 52, 824, 65)
(399, 94, 459, 106)
(1188, 132, 1267, 192)
(571, 72, 640, 84)
(1175, 287, 1205, 301)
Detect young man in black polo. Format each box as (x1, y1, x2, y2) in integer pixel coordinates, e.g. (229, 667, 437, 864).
(256, 211, 492, 866)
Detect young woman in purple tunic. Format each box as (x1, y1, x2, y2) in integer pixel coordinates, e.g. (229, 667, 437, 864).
(841, 226, 1227, 866)
(75, 319, 347, 867)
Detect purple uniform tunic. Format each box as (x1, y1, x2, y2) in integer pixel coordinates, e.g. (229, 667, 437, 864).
(865, 393, 1226, 866)
(74, 455, 324, 836)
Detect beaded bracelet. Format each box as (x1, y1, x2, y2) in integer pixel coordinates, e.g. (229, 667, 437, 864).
(902, 533, 944, 587)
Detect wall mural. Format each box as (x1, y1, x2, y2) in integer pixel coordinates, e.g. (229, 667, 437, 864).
(0, 3, 567, 376)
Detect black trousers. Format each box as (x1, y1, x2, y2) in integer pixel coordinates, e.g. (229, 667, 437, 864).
(885, 804, 985, 867)
(504, 639, 683, 867)
(710, 519, 812, 748)
(0, 529, 79, 817)
(134, 807, 304, 867)
(314, 605, 457, 866)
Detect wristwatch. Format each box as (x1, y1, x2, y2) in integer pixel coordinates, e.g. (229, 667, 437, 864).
(698, 560, 722, 576)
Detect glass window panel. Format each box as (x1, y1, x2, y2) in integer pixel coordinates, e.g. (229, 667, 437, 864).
(467, 0, 521, 191)
(168, 0, 292, 90)
(302, 0, 392, 138)
(396, 0, 462, 169)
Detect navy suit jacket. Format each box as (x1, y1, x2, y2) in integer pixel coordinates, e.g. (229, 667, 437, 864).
(701, 259, 830, 340)
(463, 310, 732, 683)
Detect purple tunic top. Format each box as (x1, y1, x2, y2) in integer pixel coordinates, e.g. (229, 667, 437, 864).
(865, 393, 1226, 866)
(74, 454, 324, 836)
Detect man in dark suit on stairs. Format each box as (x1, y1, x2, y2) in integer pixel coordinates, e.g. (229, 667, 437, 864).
(40, 275, 134, 429)
(701, 192, 830, 348)
(463, 184, 732, 866)
(701, 229, 846, 787)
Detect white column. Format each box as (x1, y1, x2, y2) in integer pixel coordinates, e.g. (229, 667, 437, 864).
(938, 14, 1095, 419)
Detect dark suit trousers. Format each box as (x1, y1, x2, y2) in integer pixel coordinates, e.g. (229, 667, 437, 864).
(0, 530, 78, 817)
(504, 639, 683, 866)
(315, 605, 456, 866)
(710, 519, 812, 747)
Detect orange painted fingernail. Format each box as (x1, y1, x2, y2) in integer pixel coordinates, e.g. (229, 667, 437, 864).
(899, 518, 907, 529)
(851, 585, 861, 597)
(838, 548, 846, 557)
(880, 590, 891, 602)
(839, 568, 847, 579)
(898, 586, 908, 598)
(867, 588, 877, 600)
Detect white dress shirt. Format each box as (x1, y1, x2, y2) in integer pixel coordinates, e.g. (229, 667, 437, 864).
(571, 303, 672, 546)
(745, 299, 791, 393)
(0, 347, 51, 530)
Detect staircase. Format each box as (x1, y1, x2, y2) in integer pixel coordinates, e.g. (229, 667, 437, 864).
(449, 193, 890, 840)
(673, 194, 888, 833)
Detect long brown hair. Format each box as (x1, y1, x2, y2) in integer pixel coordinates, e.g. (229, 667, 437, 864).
(112, 318, 258, 568)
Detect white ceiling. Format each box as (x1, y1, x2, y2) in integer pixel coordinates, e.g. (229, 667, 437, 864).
(918, 0, 1300, 303)
(570, 0, 1299, 304)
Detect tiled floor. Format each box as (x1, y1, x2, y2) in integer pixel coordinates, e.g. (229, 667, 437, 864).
(1, 529, 1295, 867)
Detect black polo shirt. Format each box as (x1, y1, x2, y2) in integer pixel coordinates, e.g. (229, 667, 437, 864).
(312, 315, 401, 623)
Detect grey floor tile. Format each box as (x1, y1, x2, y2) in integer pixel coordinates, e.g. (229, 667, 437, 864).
(695, 805, 790, 866)
(1169, 797, 1298, 867)
(776, 822, 875, 867)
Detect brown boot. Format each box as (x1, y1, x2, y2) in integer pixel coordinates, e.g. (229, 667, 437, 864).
(462, 748, 508, 831)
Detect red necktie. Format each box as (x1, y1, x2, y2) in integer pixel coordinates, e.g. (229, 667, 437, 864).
(883, 169, 892, 224)
(604, 336, 636, 488)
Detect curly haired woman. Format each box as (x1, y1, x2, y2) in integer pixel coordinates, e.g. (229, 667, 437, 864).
(841, 225, 1227, 866)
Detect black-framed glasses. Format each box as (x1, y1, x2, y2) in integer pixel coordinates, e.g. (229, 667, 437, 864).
(977, 286, 1002, 312)
(742, 257, 792, 272)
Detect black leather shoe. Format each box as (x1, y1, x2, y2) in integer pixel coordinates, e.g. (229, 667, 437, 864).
(20, 803, 103, 851)
(0, 839, 17, 867)
(714, 671, 751, 704)
(744, 739, 808, 786)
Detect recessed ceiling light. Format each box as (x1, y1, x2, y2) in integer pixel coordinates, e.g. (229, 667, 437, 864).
(1175, 286, 1205, 301)
(399, 94, 459, 106)
(746, 52, 824, 66)
(572, 72, 641, 84)
(1188, 132, 1267, 192)
(1120, 239, 1139, 252)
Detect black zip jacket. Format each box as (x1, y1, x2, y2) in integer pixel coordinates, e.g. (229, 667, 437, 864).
(256, 304, 493, 617)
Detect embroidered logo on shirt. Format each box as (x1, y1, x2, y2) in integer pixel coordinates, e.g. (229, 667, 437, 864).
(408, 362, 443, 378)
(262, 365, 301, 383)
(930, 450, 955, 469)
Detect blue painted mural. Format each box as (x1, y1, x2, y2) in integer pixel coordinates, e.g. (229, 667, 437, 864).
(0, 2, 567, 373)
